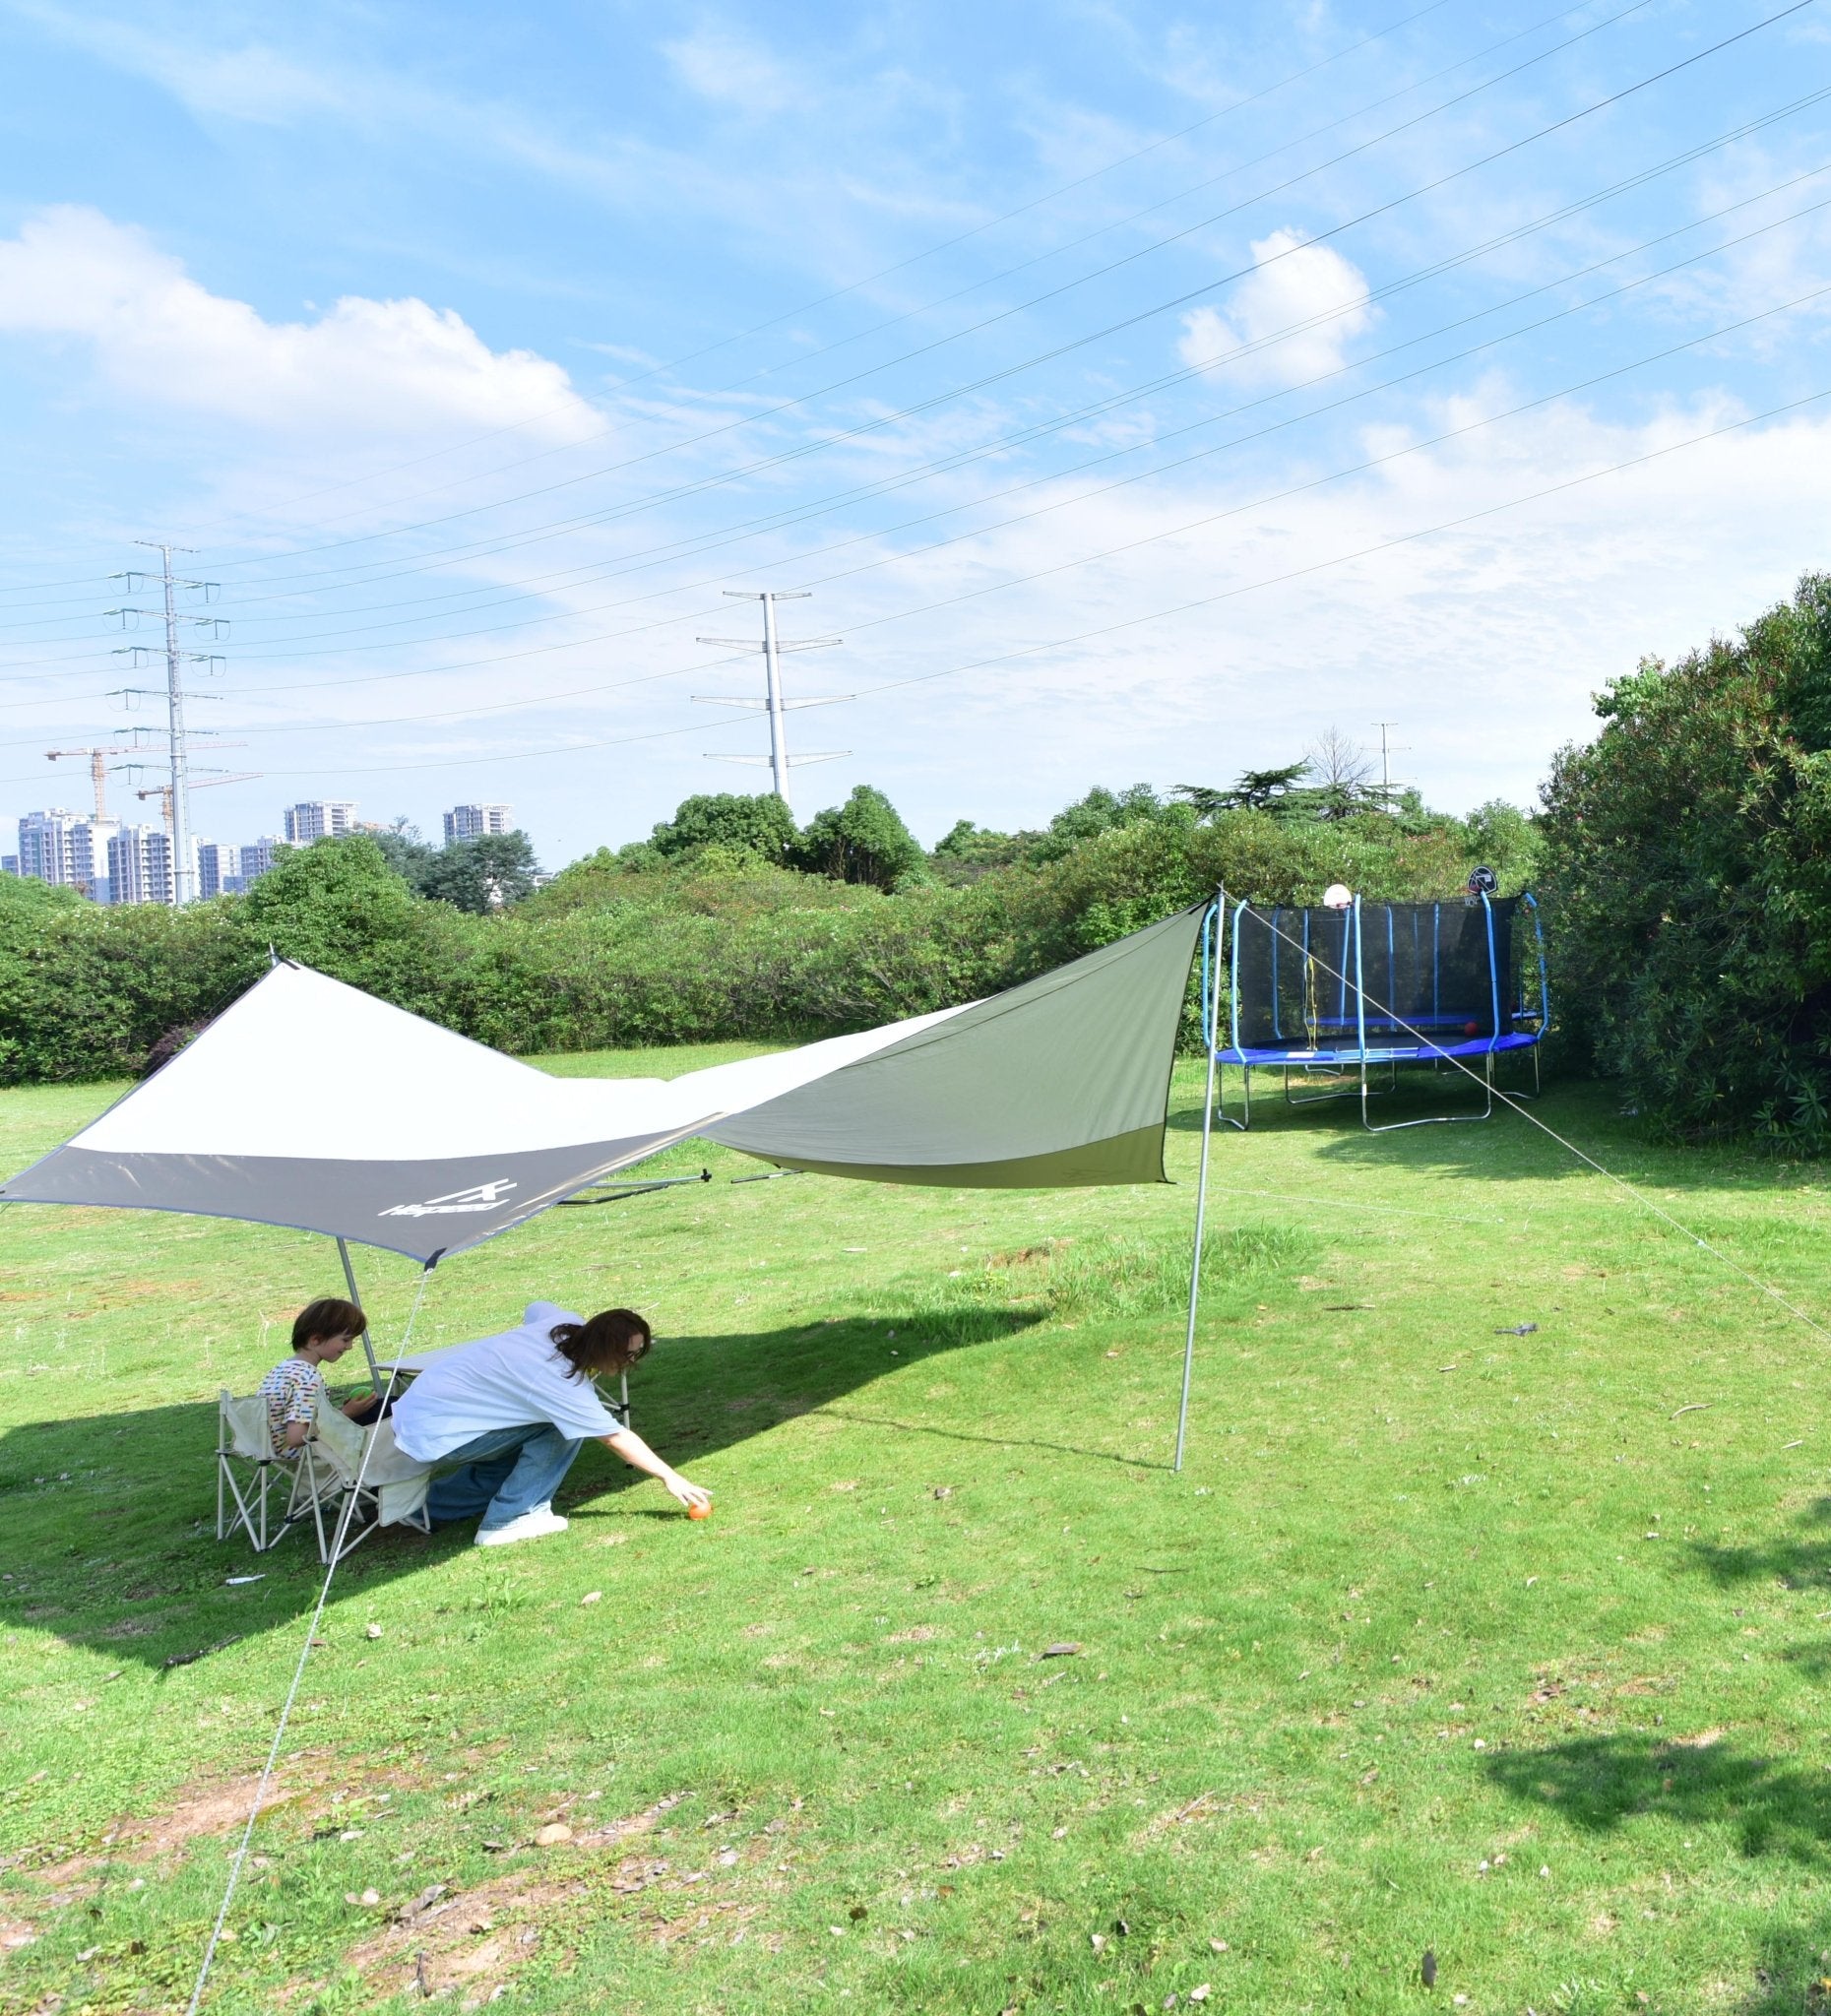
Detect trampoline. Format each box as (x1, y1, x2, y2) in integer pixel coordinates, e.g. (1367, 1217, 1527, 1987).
(1198, 890, 1548, 1133)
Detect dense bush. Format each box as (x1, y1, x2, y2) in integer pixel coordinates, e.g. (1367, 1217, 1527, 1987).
(1539, 572, 1831, 1147)
(0, 778, 1520, 1085)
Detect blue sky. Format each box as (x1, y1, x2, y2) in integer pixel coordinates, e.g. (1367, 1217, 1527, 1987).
(0, 0, 1827, 869)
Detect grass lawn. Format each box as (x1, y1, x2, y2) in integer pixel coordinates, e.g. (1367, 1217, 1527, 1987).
(2, 1048, 1830, 2014)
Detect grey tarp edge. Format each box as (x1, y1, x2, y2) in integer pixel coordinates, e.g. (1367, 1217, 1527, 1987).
(0, 1122, 720, 1266)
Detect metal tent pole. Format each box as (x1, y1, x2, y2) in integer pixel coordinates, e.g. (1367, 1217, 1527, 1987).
(336, 1236, 386, 1398)
(1174, 894, 1224, 1474)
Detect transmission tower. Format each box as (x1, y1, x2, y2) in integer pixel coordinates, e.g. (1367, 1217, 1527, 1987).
(105, 544, 226, 905)
(694, 591, 850, 811)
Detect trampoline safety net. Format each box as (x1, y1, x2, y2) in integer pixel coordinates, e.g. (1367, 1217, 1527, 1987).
(1227, 896, 1534, 1055)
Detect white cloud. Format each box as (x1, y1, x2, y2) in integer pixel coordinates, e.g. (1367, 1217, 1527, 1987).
(661, 24, 808, 115)
(1178, 226, 1375, 389)
(0, 207, 588, 440)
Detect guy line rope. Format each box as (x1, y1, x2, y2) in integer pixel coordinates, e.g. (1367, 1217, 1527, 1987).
(186, 1265, 433, 2015)
(1177, 904, 1831, 1470)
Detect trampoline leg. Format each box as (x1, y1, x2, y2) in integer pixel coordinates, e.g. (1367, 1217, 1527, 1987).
(1360, 1052, 1497, 1133)
(1218, 1062, 1249, 1132)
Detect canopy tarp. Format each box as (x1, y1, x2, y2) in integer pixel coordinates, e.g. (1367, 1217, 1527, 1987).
(0, 904, 1203, 1264)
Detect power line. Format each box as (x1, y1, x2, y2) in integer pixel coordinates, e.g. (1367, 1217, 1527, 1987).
(130, 0, 1468, 547)
(0, 0, 1801, 620)
(0, 378, 1809, 790)
(12, 52, 1816, 696)
(5, 169, 1816, 760)
(193, 0, 1606, 551)
(176, 0, 1695, 577)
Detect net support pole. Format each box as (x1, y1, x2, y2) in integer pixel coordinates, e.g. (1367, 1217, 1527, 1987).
(336, 1235, 386, 1399)
(1175, 894, 1224, 1474)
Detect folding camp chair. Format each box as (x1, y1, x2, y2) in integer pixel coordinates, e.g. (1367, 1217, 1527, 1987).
(217, 1390, 323, 1553)
(300, 1390, 434, 1565)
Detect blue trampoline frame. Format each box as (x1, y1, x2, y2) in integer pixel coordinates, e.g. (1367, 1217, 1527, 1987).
(1196, 890, 1549, 1134)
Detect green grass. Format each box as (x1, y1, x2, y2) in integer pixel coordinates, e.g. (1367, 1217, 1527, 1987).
(3, 1052, 1831, 2014)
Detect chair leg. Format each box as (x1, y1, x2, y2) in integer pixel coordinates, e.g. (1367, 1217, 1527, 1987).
(218, 1456, 267, 1553)
(326, 1486, 379, 1566)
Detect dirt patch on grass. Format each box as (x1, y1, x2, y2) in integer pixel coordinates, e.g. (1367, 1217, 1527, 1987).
(338, 1795, 695, 2006)
(120, 1775, 305, 1860)
(342, 1871, 579, 2005)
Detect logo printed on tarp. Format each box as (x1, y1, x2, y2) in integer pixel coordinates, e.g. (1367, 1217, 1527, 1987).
(380, 1179, 519, 1219)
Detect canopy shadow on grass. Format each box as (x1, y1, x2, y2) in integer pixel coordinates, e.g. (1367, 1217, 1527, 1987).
(0, 1304, 1042, 1673)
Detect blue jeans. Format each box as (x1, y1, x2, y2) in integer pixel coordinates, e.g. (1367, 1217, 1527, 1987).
(425, 1424, 583, 1533)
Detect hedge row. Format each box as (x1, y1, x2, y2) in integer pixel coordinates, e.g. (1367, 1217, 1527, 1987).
(0, 808, 1499, 1084)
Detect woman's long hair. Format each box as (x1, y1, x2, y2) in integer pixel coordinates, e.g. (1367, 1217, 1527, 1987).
(549, 1308, 652, 1382)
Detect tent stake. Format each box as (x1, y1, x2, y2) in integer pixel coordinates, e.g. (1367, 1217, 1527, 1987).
(1175, 895, 1224, 1474)
(336, 1236, 386, 1399)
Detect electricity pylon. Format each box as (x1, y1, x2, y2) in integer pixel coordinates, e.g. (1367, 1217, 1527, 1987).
(105, 543, 227, 905)
(695, 591, 850, 811)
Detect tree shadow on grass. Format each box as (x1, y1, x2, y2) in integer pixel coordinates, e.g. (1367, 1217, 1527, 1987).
(1685, 1496, 1831, 1594)
(1484, 1732, 1831, 1865)
(0, 1304, 1042, 1672)
(1485, 1732, 1831, 2012)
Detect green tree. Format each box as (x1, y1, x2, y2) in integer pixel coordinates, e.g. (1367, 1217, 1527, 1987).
(649, 792, 797, 862)
(1539, 572, 1831, 1145)
(790, 786, 928, 890)
(370, 817, 438, 892)
(1462, 799, 1542, 887)
(419, 831, 541, 914)
(1029, 785, 1173, 863)
(930, 819, 1031, 885)
(1173, 764, 1310, 820)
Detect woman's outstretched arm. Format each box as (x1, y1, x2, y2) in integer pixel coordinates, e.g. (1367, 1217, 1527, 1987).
(601, 1426, 711, 1509)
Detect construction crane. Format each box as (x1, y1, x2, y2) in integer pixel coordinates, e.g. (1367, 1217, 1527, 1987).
(134, 773, 261, 832)
(45, 746, 123, 823)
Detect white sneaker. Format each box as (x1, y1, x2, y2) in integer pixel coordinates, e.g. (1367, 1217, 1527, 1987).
(474, 1505, 569, 1547)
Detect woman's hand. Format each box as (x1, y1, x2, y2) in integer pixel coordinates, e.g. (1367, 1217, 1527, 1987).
(663, 1472, 712, 1512)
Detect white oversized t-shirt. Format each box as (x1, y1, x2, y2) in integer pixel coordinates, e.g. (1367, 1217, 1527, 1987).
(391, 1301, 624, 1462)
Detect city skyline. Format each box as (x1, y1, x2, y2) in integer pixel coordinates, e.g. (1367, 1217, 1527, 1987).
(4, 797, 520, 903)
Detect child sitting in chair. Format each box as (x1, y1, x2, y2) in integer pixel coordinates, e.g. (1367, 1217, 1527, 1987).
(259, 1296, 390, 1456)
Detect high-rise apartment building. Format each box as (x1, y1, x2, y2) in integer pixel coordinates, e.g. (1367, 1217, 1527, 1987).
(19, 809, 76, 886)
(68, 818, 117, 905)
(443, 803, 513, 844)
(108, 825, 175, 906)
(284, 801, 358, 844)
(18, 810, 117, 900)
(195, 841, 228, 901)
(239, 838, 284, 885)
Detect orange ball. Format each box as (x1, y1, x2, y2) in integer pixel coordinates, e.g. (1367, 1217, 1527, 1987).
(687, 1501, 712, 1521)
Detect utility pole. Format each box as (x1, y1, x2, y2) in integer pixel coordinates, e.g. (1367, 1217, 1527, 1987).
(106, 545, 225, 906)
(1372, 722, 1410, 801)
(695, 591, 849, 812)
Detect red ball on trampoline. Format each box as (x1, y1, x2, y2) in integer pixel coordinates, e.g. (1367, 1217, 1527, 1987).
(1463, 1020, 1481, 1037)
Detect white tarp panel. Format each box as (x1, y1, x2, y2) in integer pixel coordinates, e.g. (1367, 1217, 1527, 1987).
(0, 904, 1204, 1262)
